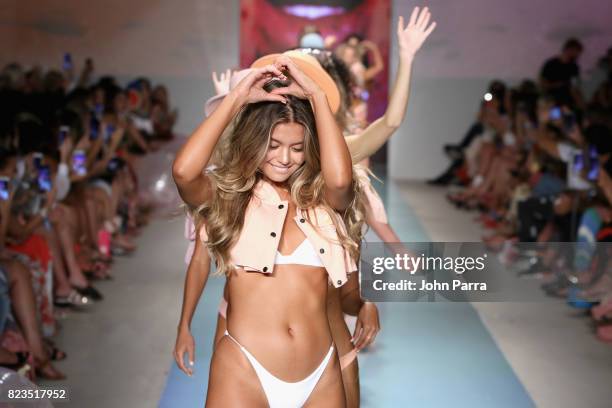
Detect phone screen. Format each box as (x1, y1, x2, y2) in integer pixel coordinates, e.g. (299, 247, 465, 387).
(72, 150, 87, 176)
(549, 107, 562, 121)
(573, 152, 584, 172)
(37, 166, 52, 192)
(572, 148, 599, 182)
(0, 177, 9, 201)
(63, 53, 73, 71)
(587, 146, 599, 181)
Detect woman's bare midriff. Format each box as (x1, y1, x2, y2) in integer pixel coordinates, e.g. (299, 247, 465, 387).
(226, 263, 333, 382)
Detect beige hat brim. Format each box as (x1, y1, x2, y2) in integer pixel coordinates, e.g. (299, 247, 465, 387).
(204, 93, 226, 118)
(250, 51, 341, 114)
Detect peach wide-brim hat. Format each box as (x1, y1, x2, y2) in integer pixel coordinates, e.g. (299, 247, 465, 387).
(250, 50, 341, 114)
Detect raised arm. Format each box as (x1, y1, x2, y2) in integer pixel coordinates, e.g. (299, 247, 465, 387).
(212, 69, 232, 96)
(272, 56, 354, 210)
(173, 66, 287, 208)
(361, 40, 384, 82)
(345, 7, 436, 163)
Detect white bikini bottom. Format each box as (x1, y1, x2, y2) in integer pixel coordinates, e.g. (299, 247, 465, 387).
(219, 299, 356, 370)
(224, 330, 334, 408)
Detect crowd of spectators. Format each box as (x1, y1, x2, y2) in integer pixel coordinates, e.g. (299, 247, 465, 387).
(430, 39, 612, 343)
(0, 55, 177, 380)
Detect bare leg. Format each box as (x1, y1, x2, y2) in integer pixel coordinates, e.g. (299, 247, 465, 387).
(3, 259, 65, 378)
(51, 205, 88, 288)
(34, 225, 71, 296)
(110, 177, 125, 217)
(84, 194, 102, 247)
(341, 360, 360, 408)
(302, 350, 346, 407)
(206, 337, 269, 407)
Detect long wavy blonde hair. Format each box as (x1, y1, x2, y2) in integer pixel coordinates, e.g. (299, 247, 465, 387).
(193, 96, 366, 276)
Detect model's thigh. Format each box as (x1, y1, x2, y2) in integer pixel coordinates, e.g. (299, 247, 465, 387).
(341, 359, 360, 408)
(303, 351, 346, 408)
(205, 336, 268, 408)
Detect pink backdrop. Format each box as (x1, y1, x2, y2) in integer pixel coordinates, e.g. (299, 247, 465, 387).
(240, 0, 391, 121)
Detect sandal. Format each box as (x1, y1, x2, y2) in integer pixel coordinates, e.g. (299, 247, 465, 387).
(42, 339, 67, 361)
(83, 262, 113, 281)
(54, 289, 92, 308)
(48, 346, 67, 362)
(34, 356, 66, 380)
(72, 284, 104, 301)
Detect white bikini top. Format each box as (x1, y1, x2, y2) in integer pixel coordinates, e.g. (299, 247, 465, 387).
(275, 238, 324, 267)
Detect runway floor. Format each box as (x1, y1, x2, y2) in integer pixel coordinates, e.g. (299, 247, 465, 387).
(43, 143, 612, 407)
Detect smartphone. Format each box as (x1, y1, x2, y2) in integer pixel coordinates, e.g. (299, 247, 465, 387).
(37, 165, 52, 192)
(587, 146, 599, 182)
(72, 150, 87, 176)
(63, 53, 73, 71)
(59, 126, 69, 145)
(32, 152, 44, 170)
(0, 176, 10, 201)
(549, 107, 562, 121)
(573, 146, 599, 182)
(90, 116, 100, 140)
(104, 124, 116, 143)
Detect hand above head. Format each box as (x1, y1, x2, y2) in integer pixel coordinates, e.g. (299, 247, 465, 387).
(397, 6, 437, 60)
(230, 65, 289, 105)
(212, 69, 232, 96)
(269, 56, 323, 101)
